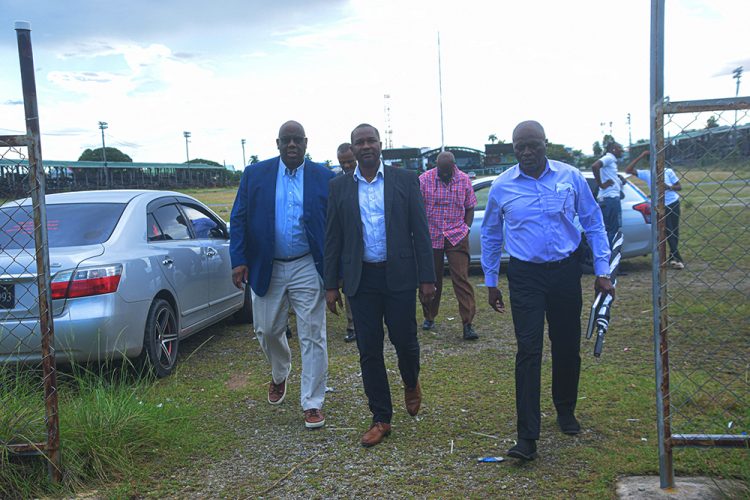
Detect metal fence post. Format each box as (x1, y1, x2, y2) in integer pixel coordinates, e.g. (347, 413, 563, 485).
(649, 0, 674, 489)
(14, 21, 62, 483)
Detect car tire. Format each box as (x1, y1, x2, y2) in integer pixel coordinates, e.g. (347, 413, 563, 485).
(234, 286, 253, 324)
(137, 298, 179, 378)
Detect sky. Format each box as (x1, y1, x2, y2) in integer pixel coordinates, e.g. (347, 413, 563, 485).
(1, 0, 748, 169)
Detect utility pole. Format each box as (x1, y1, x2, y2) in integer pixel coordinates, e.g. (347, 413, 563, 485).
(383, 94, 393, 150)
(183, 131, 191, 162)
(437, 31, 445, 152)
(99, 121, 109, 188)
(241, 138, 246, 167)
(627, 113, 632, 147)
(733, 66, 742, 127)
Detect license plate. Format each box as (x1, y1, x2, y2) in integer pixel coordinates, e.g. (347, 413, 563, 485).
(0, 284, 15, 309)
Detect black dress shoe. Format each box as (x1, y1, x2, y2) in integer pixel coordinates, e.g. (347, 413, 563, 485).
(463, 324, 478, 340)
(344, 329, 356, 342)
(557, 414, 581, 435)
(507, 439, 537, 461)
(422, 319, 434, 330)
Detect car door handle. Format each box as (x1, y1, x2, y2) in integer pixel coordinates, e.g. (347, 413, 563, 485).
(206, 248, 217, 258)
(162, 257, 174, 266)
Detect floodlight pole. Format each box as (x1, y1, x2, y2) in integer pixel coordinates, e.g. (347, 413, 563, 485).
(183, 131, 191, 163)
(241, 138, 246, 167)
(99, 121, 109, 188)
(437, 31, 445, 152)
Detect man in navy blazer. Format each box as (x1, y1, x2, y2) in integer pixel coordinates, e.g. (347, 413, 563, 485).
(230, 120, 334, 429)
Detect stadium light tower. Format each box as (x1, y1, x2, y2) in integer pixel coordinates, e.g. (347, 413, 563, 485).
(733, 66, 743, 127)
(183, 131, 191, 162)
(241, 138, 247, 167)
(99, 121, 110, 188)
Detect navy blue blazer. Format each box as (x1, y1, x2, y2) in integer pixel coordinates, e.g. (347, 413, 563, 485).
(229, 157, 335, 297)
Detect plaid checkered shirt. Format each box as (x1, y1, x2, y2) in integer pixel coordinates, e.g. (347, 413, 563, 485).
(419, 166, 477, 249)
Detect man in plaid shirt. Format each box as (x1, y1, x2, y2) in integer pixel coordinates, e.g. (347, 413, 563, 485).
(419, 151, 479, 340)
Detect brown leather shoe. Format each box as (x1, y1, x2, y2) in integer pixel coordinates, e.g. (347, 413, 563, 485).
(360, 422, 391, 447)
(268, 378, 286, 405)
(304, 408, 325, 429)
(404, 382, 422, 416)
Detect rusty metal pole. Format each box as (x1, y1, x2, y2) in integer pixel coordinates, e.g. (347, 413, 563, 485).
(15, 20, 62, 483)
(649, 1, 673, 489)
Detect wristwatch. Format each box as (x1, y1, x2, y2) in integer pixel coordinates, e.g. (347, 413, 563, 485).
(596, 274, 611, 280)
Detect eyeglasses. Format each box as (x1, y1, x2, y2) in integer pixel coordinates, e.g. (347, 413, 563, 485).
(278, 136, 306, 145)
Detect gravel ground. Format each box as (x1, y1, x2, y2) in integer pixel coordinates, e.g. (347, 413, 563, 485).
(133, 257, 747, 498)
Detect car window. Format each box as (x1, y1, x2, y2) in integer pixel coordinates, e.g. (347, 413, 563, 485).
(151, 204, 190, 240)
(180, 204, 225, 239)
(147, 213, 166, 241)
(473, 183, 492, 211)
(0, 203, 126, 249)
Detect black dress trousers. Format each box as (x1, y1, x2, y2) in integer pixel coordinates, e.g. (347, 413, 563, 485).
(348, 263, 420, 424)
(507, 255, 583, 440)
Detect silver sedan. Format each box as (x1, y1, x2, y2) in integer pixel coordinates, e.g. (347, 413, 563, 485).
(468, 172, 652, 271)
(0, 190, 250, 377)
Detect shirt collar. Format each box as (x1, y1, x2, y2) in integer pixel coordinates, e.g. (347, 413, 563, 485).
(280, 157, 304, 176)
(353, 161, 384, 183)
(510, 158, 553, 180)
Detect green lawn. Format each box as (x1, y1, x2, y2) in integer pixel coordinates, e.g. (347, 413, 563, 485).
(2, 177, 748, 498)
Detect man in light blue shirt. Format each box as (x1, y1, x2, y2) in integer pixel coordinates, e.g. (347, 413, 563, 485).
(481, 120, 614, 461)
(230, 120, 334, 430)
(324, 123, 436, 447)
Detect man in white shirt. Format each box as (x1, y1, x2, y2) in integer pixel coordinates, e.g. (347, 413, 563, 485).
(625, 150, 685, 269)
(592, 142, 624, 246)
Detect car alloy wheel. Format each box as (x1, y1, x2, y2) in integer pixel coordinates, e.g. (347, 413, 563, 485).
(141, 298, 179, 378)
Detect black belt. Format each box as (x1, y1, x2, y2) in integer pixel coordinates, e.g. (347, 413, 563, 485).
(510, 253, 576, 269)
(274, 252, 310, 262)
(363, 261, 387, 269)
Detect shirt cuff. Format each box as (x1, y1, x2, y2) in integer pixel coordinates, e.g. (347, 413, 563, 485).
(593, 260, 610, 276)
(484, 273, 499, 288)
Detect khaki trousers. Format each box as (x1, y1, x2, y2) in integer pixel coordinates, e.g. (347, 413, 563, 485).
(422, 235, 476, 325)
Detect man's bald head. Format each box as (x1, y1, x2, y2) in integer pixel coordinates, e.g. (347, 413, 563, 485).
(436, 150, 456, 181)
(437, 151, 455, 164)
(512, 120, 546, 143)
(512, 120, 547, 177)
(278, 120, 305, 138)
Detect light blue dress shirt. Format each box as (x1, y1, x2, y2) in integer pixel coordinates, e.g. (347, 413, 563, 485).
(354, 163, 387, 263)
(480, 159, 611, 287)
(274, 159, 310, 259)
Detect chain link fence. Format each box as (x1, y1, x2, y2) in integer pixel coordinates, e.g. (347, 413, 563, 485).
(0, 23, 62, 483)
(650, 1, 748, 490)
(653, 104, 750, 473)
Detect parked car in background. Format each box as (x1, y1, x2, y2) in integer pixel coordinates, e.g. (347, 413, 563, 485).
(0, 190, 251, 377)
(468, 172, 652, 271)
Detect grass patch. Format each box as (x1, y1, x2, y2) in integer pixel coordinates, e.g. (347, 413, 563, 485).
(0, 363, 204, 498)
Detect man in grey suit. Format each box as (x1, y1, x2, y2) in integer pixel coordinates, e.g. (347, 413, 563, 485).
(324, 123, 436, 447)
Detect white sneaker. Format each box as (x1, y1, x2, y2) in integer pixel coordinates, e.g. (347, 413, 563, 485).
(670, 260, 685, 270)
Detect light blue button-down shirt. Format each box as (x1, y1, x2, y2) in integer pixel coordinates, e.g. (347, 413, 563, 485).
(274, 159, 310, 259)
(480, 159, 610, 287)
(354, 163, 387, 263)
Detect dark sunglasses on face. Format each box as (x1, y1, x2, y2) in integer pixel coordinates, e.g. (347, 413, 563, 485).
(279, 136, 306, 145)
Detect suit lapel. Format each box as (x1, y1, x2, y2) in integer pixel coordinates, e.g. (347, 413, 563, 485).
(346, 173, 363, 239)
(302, 159, 311, 225)
(264, 158, 280, 240)
(384, 164, 394, 232)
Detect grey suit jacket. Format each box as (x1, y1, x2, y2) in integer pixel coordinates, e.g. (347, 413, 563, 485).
(324, 165, 435, 296)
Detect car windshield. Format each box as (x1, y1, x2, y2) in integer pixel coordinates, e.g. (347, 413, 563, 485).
(0, 203, 127, 249)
